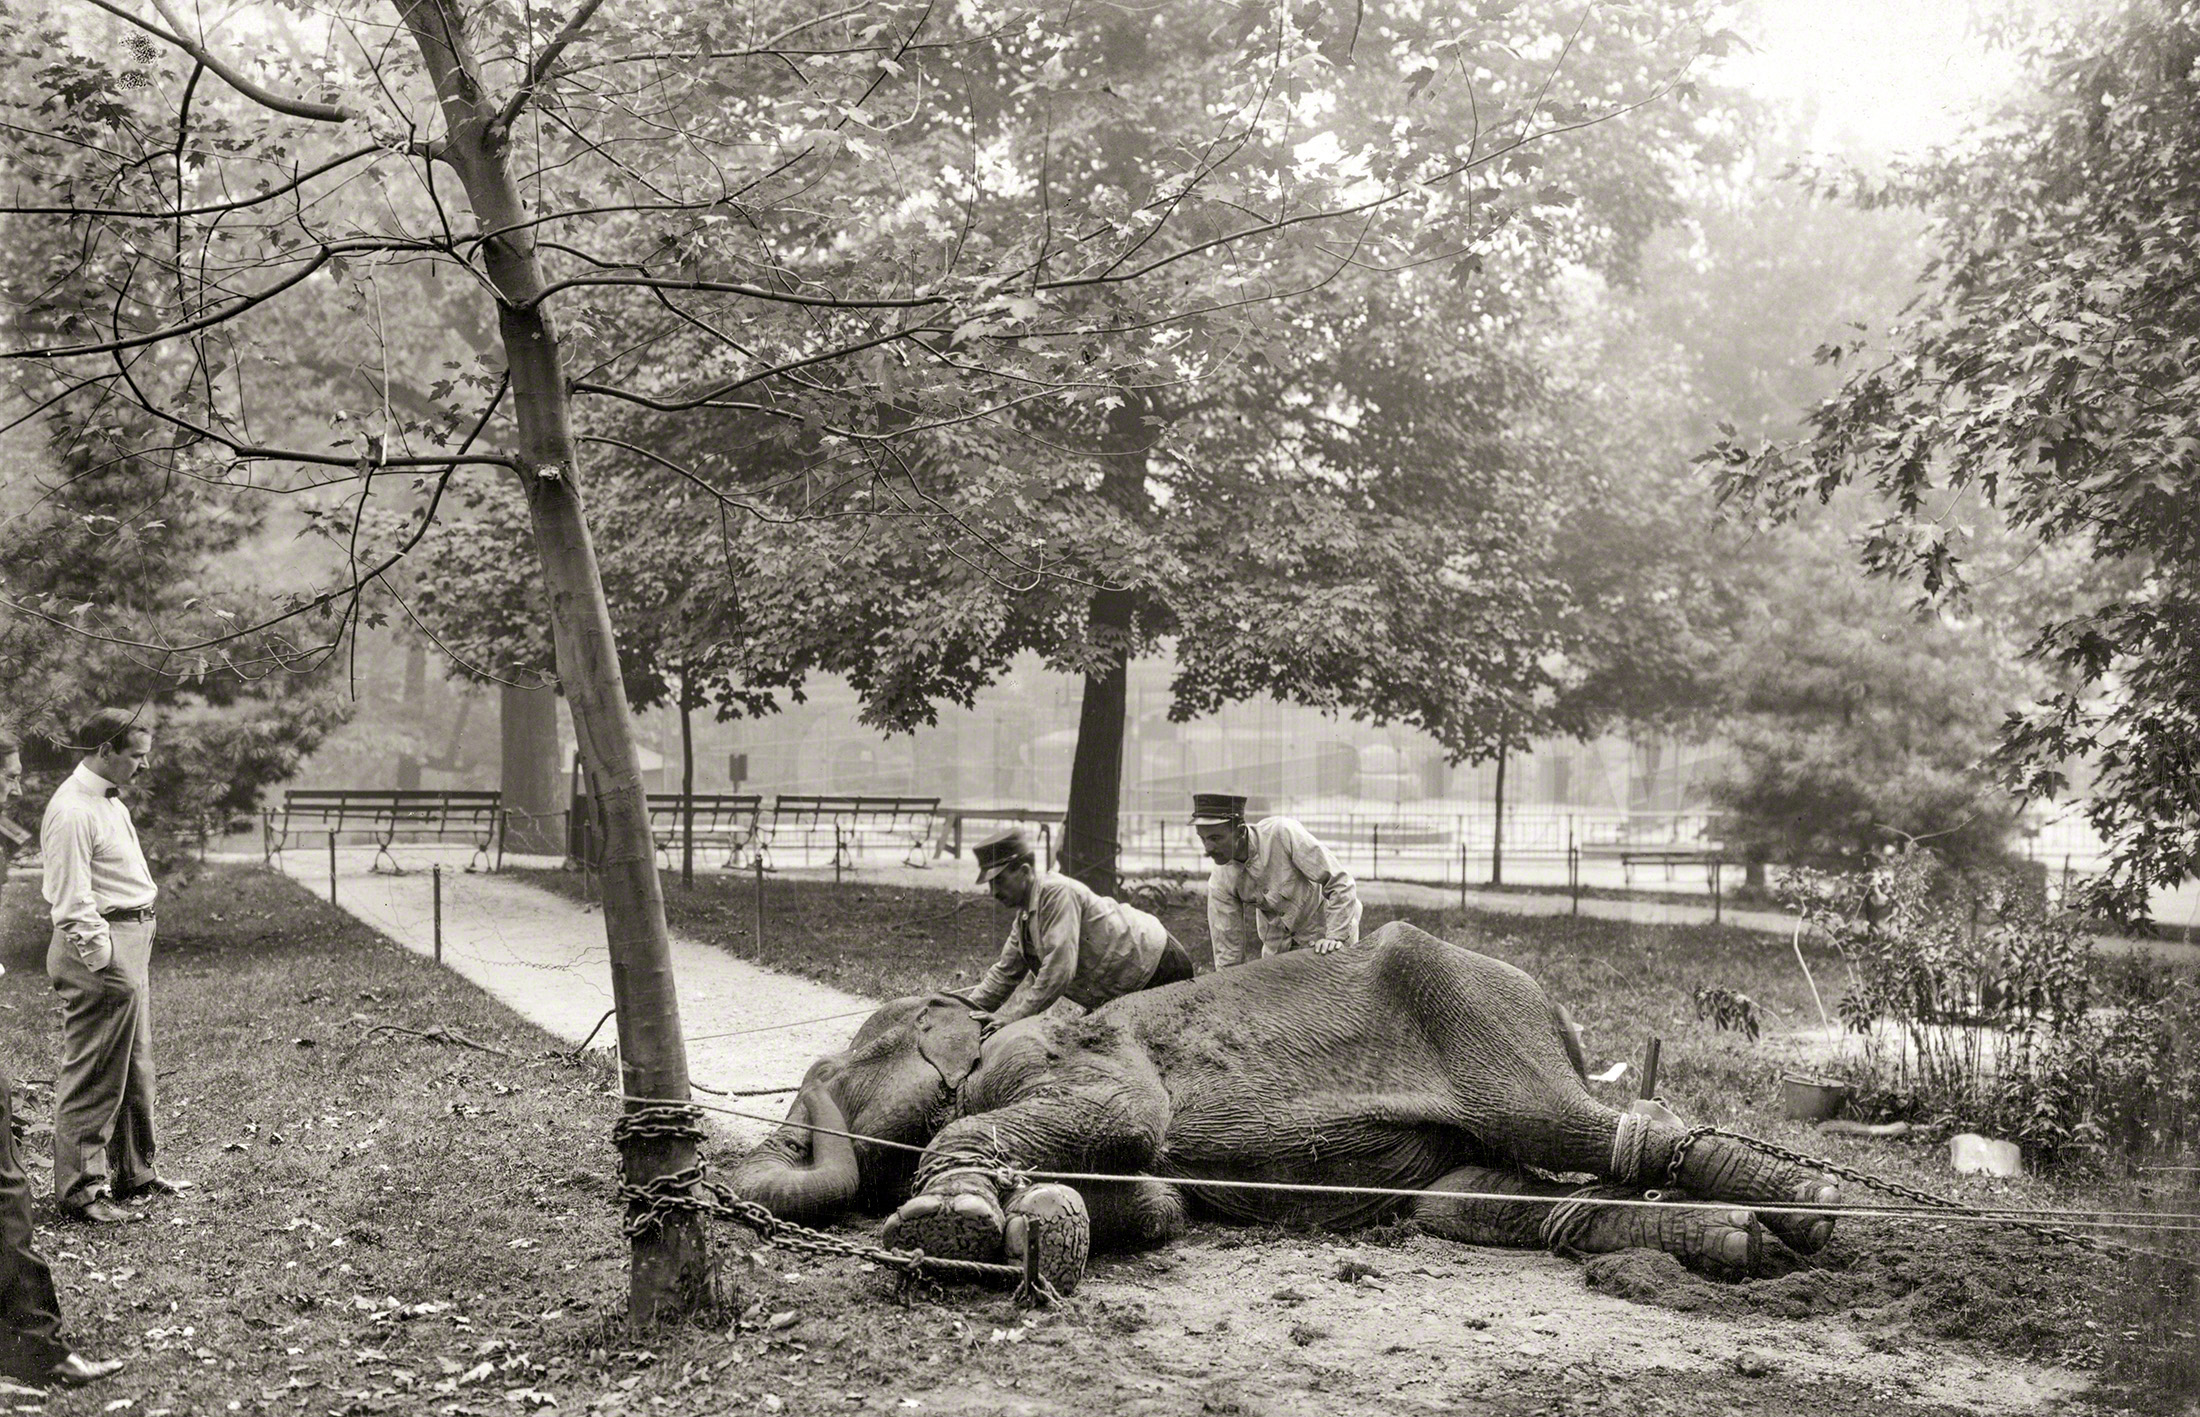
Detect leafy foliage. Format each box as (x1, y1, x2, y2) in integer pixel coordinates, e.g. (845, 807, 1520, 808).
(1710, 0, 2200, 919)
(1785, 849, 2199, 1169)
(1708, 519, 2033, 870)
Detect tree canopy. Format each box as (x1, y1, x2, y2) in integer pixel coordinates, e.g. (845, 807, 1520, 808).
(1711, 0, 2200, 917)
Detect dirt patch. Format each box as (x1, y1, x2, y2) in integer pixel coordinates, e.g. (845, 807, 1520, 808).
(700, 1221, 2123, 1417)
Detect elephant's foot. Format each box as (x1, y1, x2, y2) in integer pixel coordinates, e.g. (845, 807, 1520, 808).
(882, 1174, 1006, 1265)
(1559, 1188, 1792, 1281)
(1002, 1183, 1090, 1296)
(1672, 1135, 1840, 1255)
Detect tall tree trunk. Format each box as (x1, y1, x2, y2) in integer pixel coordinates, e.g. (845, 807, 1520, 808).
(1062, 587, 1134, 894)
(500, 683, 563, 851)
(680, 665, 695, 888)
(1491, 744, 1508, 887)
(396, 0, 712, 1329)
(1061, 394, 1152, 895)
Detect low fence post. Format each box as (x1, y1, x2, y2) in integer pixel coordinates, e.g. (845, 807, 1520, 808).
(1711, 861, 1723, 925)
(754, 853, 766, 960)
(832, 823, 844, 886)
(432, 864, 443, 964)
(327, 834, 338, 905)
(1458, 839, 1467, 913)
(1372, 823, 1380, 882)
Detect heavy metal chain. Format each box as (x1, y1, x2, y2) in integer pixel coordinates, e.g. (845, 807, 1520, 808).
(610, 1104, 1054, 1304)
(1675, 1123, 2142, 1259)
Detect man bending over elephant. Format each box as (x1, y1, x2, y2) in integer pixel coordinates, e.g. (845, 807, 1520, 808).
(1193, 792, 1361, 966)
(737, 920, 1840, 1295)
(962, 828, 1196, 1034)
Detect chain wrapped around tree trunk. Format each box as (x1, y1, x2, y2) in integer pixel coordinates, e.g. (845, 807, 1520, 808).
(611, 1105, 1056, 1305)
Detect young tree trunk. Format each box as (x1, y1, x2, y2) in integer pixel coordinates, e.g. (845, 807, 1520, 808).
(680, 666, 696, 888)
(1062, 586, 1134, 895)
(1490, 744, 1508, 887)
(396, 0, 713, 1329)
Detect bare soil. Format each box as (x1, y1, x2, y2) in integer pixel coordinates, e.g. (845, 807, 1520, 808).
(684, 1212, 2157, 1417)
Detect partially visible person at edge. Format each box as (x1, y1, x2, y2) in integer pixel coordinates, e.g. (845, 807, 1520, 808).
(40, 709, 190, 1228)
(960, 828, 1196, 1034)
(0, 729, 125, 1389)
(1193, 791, 1363, 968)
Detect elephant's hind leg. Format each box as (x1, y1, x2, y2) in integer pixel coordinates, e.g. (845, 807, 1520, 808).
(1411, 1165, 1785, 1280)
(1651, 1124, 1840, 1257)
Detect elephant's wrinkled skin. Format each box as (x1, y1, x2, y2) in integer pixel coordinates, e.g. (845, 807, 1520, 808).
(735, 922, 1837, 1290)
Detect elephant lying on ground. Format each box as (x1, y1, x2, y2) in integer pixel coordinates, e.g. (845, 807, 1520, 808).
(734, 922, 1838, 1292)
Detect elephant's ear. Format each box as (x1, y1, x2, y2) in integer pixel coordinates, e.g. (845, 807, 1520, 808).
(914, 997, 984, 1089)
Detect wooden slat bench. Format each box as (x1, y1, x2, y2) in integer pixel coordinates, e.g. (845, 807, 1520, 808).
(937, 807, 1067, 866)
(263, 789, 504, 875)
(646, 793, 764, 870)
(767, 794, 942, 876)
(1578, 843, 1727, 890)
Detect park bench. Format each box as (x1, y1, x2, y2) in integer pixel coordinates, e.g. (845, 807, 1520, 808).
(263, 789, 504, 875)
(935, 806, 1067, 869)
(767, 794, 942, 875)
(646, 792, 764, 870)
(1577, 842, 1728, 891)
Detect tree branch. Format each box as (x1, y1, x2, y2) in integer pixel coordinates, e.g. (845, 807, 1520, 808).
(492, 0, 612, 136)
(76, 0, 354, 123)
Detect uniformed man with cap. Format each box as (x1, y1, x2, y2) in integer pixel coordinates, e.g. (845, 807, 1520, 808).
(963, 828, 1196, 1032)
(1192, 791, 1362, 968)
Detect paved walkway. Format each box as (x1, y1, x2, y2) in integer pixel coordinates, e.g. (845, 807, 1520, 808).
(268, 847, 876, 1148)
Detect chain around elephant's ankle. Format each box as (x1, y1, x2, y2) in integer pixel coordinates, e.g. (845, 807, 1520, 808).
(915, 1159, 1023, 1194)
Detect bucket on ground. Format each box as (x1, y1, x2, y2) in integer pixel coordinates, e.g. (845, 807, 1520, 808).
(1778, 1074, 1851, 1122)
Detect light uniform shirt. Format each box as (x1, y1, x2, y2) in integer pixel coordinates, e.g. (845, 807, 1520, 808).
(41, 763, 157, 951)
(969, 871, 1169, 1025)
(1207, 815, 1361, 968)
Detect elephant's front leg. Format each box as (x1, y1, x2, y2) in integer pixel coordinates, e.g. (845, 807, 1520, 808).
(882, 1062, 1168, 1294)
(1411, 1165, 1793, 1280)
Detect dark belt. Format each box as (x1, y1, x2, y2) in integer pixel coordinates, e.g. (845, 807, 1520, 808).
(99, 905, 156, 923)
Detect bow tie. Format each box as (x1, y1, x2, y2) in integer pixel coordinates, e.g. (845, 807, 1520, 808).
(104, 787, 120, 798)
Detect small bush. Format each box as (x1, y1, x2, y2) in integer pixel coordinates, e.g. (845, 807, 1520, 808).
(1783, 849, 2200, 1170)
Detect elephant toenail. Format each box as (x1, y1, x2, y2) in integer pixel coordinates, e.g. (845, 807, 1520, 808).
(1720, 1231, 1751, 1265)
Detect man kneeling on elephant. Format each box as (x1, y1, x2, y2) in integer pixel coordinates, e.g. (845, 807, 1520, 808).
(963, 828, 1195, 1034)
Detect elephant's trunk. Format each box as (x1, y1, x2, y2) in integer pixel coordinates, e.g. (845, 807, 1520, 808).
(731, 1088, 860, 1224)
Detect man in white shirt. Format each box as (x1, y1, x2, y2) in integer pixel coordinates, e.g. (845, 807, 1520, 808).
(0, 729, 124, 1386)
(40, 709, 185, 1224)
(1193, 792, 1363, 969)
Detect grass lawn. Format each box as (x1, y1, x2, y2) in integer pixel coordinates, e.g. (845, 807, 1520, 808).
(1, 863, 2193, 1414)
(1, 866, 653, 1414)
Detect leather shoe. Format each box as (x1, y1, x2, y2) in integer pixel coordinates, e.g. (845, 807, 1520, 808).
(64, 1197, 139, 1225)
(45, 1352, 124, 1386)
(118, 1175, 193, 1200)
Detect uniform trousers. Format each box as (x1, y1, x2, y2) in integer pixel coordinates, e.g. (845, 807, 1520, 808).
(0, 1067, 67, 1381)
(45, 919, 159, 1209)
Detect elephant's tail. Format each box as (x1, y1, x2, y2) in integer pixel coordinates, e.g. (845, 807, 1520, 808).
(1553, 1003, 1587, 1081)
